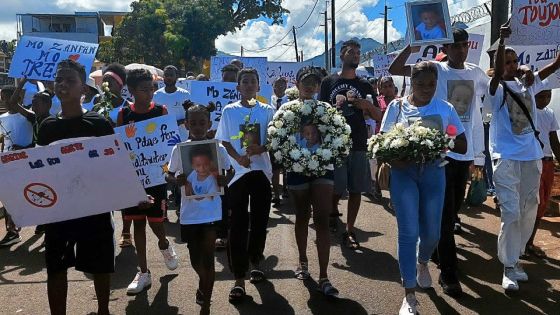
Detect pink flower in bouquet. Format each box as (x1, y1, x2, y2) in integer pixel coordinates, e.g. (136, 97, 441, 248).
(446, 124, 457, 138)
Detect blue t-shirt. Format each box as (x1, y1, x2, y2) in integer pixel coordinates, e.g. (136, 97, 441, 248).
(380, 97, 465, 136)
(415, 23, 445, 40)
(296, 136, 320, 153)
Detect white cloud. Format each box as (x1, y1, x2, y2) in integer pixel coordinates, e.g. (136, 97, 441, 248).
(216, 0, 401, 61)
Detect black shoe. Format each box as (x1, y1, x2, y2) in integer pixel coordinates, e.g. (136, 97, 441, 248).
(439, 274, 463, 298)
(0, 231, 21, 247)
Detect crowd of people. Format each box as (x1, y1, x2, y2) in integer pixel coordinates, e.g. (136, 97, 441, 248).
(0, 23, 559, 315)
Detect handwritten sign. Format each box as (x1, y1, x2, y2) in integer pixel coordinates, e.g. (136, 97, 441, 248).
(190, 81, 240, 130)
(510, 0, 560, 46)
(0, 135, 146, 227)
(210, 56, 268, 85)
(9, 36, 98, 81)
(513, 44, 560, 88)
(114, 114, 180, 188)
(177, 78, 192, 92)
(372, 54, 397, 78)
(266, 62, 310, 87)
(404, 34, 484, 65)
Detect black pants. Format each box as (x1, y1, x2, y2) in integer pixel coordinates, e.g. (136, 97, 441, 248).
(217, 186, 230, 239)
(436, 158, 471, 279)
(227, 171, 272, 279)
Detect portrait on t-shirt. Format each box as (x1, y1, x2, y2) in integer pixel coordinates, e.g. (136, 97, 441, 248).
(506, 91, 533, 135)
(447, 80, 474, 122)
(240, 123, 261, 147)
(408, 114, 443, 132)
(178, 139, 223, 199)
(406, 0, 453, 46)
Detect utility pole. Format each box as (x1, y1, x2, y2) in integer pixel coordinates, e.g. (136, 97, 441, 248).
(300, 51, 304, 62)
(322, 10, 329, 71)
(292, 26, 300, 62)
(240, 45, 244, 57)
(331, 0, 336, 68)
(383, 3, 391, 55)
(491, 0, 509, 45)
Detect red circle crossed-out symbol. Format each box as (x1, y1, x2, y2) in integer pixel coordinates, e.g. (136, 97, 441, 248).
(23, 183, 58, 208)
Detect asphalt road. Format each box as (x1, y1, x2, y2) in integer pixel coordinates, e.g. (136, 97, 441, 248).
(1, 193, 559, 315)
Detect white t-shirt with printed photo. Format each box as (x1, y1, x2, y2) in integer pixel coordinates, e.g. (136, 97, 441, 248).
(536, 107, 560, 157)
(153, 87, 191, 121)
(380, 97, 465, 136)
(168, 142, 231, 225)
(0, 112, 33, 150)
(215, 100, 275, 186)
(434, 62, 488, 165)
(486, 76, 550, 161)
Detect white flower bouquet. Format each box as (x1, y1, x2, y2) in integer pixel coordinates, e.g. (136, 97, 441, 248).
(285, 87, 299, 101)
(267, 99, 352, 176)
(367, 121, 456, 164)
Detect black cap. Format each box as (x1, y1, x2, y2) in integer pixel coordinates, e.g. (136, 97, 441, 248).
(296, 66, 322, 83)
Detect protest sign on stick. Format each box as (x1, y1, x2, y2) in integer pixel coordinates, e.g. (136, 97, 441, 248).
(9, 36, 98, 81)
(372, 55, 397, 78)
(510, 0, 560, 46)
(114, 114, 181, 188)
(0, 135, 146, 227)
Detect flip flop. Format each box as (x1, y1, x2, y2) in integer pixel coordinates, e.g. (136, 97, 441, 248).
(342, 232, 360, 250)
(317, 278, 339, 298)
(250, 269, 265, 283)
(228, 286, 245, 304)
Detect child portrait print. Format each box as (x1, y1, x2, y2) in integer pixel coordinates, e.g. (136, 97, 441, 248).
(447, 80, 474, 122)
(406, 0, 453, 46)
(178, 139, 224, 199)
(505, 91, 533, 135)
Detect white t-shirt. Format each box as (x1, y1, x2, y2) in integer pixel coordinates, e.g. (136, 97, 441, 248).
(536, 107, 560, 157)
(0, 112, 33, 150)
(486, 76, 550, 161)
(380, 97, 465, 136)
(22, 82, 45, 107)
(415, 23, 445, 40)
(434, 62, 488, 165)
(271, 94, 289, 111)
(153, 87, 191, 121)
(168, 142, 231, 225)
(215, 100, 275, 186)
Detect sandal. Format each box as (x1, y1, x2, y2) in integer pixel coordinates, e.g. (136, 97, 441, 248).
(294, 262, 310, 280)
(250, 269, 265, 283)
(317, 278, 339, 297)
(119, 233, 133, 248)
(228, 286, 246, 304)
(526, 244, 547, 258)
(215, 238, 227, 249)
(342, 232, 360, 250)
(196, 289, 204, 306)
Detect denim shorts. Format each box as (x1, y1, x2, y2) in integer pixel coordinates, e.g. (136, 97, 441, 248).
(286, 170, 334, 190)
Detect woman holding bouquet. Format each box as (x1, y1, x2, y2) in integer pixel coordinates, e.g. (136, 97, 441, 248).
(282, 67, 339, 297)
(379, 61, 467, 315)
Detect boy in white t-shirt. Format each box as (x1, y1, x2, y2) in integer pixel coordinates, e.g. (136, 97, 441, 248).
(215, 68, 274, 304)
(488, 25, 560, 292)
(153, 65, 191, 123)
(167, 104, 230, 314)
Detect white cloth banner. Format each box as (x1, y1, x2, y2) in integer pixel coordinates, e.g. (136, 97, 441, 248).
(405, 34, 484, 65)
(266, 62, 310, 87)
(114, 114, 181, 188)
(513, 44, 560, 88)
(510, 0, 560, 46)
(0, 135, 146, 227)
(209, 56, 268, 85)
(189, 81, 240, 130)
(9, 36, 98, 81)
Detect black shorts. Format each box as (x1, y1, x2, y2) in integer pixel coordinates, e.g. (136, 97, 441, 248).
(286, 170, 335, 190)
(123, 184, 167, 222)
(45, 213, 115, 274)
(180, 223, 216, 246)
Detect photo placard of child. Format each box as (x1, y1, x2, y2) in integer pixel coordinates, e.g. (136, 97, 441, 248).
(405, 0, 453, 46)
(178, 140, 224, 199)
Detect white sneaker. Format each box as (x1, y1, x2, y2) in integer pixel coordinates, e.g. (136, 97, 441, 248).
(502, 268, 519, 291)
(513, 263, 528, 282)
(399, 293, 418, 315)
(416, 262, 432, 289)
(160, 241, 178, 270)
(127, 271, 152, 294)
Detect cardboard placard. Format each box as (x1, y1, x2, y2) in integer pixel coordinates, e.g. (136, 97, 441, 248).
(510, 0, 560, 46)
(209, 56, 268, 85)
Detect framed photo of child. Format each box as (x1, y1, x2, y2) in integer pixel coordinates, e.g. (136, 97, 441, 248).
(177, 139, 225, 199)
(405, 0, 453, 46)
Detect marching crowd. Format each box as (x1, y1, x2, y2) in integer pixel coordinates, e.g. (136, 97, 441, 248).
(0, 24, 559, 315)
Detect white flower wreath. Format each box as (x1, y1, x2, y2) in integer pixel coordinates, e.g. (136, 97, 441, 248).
(267, 99, 352, 177)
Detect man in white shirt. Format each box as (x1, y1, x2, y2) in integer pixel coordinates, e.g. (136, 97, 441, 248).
(390, 28, 487, 297)
(153, 65, 191, 124)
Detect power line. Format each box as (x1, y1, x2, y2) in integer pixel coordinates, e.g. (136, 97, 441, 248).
(295, 0, 320, 29)
(337, 0, 359, 15)
(272, 44, 295, 61)
(336, 0, 352, 13)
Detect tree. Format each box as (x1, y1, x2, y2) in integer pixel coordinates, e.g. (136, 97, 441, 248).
(98, 0, 288, 70)
(0, 40, 17, 57)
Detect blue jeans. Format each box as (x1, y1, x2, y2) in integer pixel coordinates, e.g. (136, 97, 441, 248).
(390, 162, 445, 288)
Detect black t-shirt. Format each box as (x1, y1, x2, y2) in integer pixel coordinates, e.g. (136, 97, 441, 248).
(319, 74, 375, 151)
(37, 110, 114, 146)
